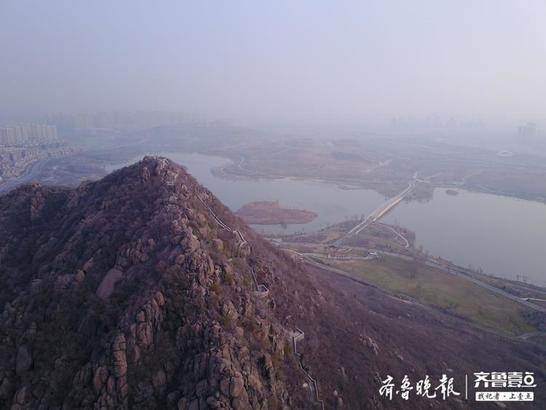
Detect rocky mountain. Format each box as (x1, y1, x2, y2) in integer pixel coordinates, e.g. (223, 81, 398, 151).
(0, 157, 544, 409)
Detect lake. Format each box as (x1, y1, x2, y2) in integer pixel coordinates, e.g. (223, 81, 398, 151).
(384, 188, 546, 286)
(107, 152, 386, 235)
(169, 152, 388, 234)
(111, 152, 546, 286)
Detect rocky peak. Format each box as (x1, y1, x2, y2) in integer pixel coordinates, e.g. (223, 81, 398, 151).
(0, 157, 306, 409)
(0, 157, 544, 410)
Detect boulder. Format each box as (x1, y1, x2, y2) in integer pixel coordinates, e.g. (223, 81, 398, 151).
(15, 345, 32, 375)
(229, 373, 245, 398)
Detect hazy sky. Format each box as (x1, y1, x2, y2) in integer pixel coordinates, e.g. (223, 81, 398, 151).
(1, 1, 545, 127)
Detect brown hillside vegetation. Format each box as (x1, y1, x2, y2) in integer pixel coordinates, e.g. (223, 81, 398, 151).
(235, 201, 317, 225)
(0, 157, 543, 409)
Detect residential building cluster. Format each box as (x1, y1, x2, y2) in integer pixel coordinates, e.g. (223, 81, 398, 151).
(48, 111, 193, 130)
(0, 124, 58, 146)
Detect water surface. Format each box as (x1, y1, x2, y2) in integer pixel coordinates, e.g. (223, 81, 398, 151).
(384, 189, 546, 286)
(109, 152, 385, 235)
(111, 152, 546, 286)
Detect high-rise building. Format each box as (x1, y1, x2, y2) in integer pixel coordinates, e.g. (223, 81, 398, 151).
(518, 122, 537, 137)
(0, 124, 58, 146)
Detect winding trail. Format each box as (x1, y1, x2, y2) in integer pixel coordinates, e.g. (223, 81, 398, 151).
(290, 328, 326, 410)
(198, 193, 325, 407)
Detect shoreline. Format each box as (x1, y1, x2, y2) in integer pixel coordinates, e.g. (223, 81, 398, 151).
(235, 200, 318, 225)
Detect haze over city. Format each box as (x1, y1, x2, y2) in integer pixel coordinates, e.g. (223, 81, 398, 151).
(2, 1, 546, 130)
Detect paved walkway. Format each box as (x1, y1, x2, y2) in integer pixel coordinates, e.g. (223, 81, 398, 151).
(198, 193, 325, 408)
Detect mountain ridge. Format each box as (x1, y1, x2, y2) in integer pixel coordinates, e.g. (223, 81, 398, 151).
(0, 156, 543, 409)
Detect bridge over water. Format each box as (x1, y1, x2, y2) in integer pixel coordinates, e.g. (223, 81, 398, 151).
(334, 177, 417, 246)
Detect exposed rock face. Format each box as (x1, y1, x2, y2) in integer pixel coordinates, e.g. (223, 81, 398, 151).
(0, 157, 544, 409)
(96, 268, 124, 299)
(0, 158, 301, 409)
(15, 346, 32, 375)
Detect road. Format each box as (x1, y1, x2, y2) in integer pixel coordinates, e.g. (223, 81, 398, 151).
(297, 251, 377, 261)
(523, 297, 546, 303)
(273, 239, 546, 314)
(518, 331, 546, 341)
(333, 176, 417, 246)
(0, 157, 56, 194)
(315, 172, 546, 313)
(282, 248, 376, 289)
(383, 224, 410, 248)
(271, 239, 414, 261)
(427, 260, 546, 314)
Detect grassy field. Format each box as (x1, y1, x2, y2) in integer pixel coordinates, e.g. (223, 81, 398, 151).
(328, 256, 536, 336)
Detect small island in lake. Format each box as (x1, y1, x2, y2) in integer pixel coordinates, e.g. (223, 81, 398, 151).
(446, 189, 459, 196)
(235, 201, 317, 225)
